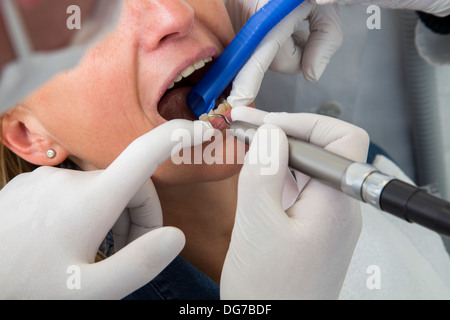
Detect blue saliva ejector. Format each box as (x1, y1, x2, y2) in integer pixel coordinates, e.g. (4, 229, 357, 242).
(187, 0, 306, 118)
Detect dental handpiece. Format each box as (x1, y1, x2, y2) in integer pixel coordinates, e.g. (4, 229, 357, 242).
(230, 120, 450, 236)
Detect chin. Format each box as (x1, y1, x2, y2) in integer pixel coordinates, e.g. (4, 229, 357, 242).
(152, 130, 247, 187)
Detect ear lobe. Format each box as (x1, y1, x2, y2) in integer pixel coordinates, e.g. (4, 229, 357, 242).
(2, 114, 69, 166)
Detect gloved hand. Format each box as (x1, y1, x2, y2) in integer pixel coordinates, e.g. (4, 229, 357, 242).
(316, 0, 450, 17)
(224, 0, 343, 108)
(221, 107, 370, 299)
(0, 120, 211, 300)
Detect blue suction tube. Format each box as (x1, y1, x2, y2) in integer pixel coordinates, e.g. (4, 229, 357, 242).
(187, 0, 305, 118)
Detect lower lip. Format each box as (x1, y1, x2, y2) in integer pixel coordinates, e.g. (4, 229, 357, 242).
(208, 103, 256, 130)
(209, 109, 232, 131)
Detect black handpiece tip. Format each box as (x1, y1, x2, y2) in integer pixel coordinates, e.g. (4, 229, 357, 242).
(380, 179, 450, 236)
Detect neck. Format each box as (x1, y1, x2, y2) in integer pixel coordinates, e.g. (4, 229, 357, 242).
(155, 174, 239, 284)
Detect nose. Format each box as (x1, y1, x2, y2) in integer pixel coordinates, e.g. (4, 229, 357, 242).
(133, 0, 195, 50)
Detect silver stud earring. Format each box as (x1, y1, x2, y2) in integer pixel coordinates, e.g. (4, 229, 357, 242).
(46, 149, 56, 159)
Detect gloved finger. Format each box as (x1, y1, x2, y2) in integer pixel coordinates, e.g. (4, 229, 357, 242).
(269, 29, 309, 74)
(285, 178, 362, 284)
(237, 124, 290, 227)
(80, 227, 185, 300)
(288, 176, 360, 226)
(301, 4, 343, 82)
(230, 106, 268, 125)
(267, 1, 316, 74)
(227, 2, 313, 108)
(227, 37, 280, 108)
(112, 181, 163, 251)
(263, 112, 370, 162)
(126, 179, 163, 244)
(230, 107, 310, 183)
(88, 120, 212, 228)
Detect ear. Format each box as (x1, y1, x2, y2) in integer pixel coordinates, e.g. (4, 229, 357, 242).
(1, 113, 69, 166)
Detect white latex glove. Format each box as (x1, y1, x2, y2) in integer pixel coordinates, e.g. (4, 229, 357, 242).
(0, 120, 211, 300)
(221, 107, 370, 299)
(224, 0, 343, 108)
(316, 0, 450, 17)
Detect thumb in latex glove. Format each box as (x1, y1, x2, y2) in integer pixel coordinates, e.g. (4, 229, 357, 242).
(225, 0, 342, 108)
(0, 120, 212, 299)
(221, 107, 369, 299)
(316, 0, 450, 17)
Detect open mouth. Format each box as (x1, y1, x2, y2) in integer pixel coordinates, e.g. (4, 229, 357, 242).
(157, 57, 232, 128)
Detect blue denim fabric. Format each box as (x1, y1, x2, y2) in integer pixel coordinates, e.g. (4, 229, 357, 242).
(99, 231, 219, 300)
(123, 256, 220, 300)
(367, 141, 395, 164)
(96, 230, 218, 300)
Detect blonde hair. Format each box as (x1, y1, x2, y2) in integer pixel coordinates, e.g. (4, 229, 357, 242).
(0, 116, 38, 189)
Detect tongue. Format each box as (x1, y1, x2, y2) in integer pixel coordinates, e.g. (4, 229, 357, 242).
(158, 87, 198, 121)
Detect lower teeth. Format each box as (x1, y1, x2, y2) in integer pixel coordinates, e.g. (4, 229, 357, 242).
(199, 101, 232, 122)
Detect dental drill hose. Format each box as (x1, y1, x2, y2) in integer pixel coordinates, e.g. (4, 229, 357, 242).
(231, 120, 450, 236)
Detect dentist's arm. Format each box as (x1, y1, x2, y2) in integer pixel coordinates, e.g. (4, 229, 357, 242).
(316, 0, 450, 17)
(221, 108, 369, 299)
(0, 120, 210, 299)
(317, 1, 450, 65)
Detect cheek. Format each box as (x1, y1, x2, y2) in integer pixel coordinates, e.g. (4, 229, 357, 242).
(32, 73, 153, 169)
(188, 0, 235, 45)
(66, 112, 154, 169)
(40, 108, 139, 169)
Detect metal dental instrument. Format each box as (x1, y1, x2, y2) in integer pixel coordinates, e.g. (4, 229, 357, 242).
(204, 114, 232, 125)
(187, 0, 306, 118)
(223, 120, 450, 237)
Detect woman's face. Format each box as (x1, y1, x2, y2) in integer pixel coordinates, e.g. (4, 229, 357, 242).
(14, 0, 243, 185)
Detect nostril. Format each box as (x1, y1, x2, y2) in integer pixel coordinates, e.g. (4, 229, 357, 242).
(159, 32, 180, 45)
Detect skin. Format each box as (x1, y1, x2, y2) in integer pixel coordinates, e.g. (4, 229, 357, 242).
(1, 0, 243, 283)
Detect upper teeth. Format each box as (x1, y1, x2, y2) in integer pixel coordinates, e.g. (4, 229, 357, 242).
(199, 100, 232, 122)
(167, 57, 213, 90)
